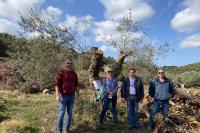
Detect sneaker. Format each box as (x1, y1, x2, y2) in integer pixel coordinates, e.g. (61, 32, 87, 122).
(66, 129, 72, 133)
(128, 125, 134, 130)
(99, 120, 103, 125)
(150, 125, 155, 130)
(133, 125, 139, 129)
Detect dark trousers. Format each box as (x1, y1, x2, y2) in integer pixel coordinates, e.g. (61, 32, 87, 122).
(149, 99, 169, 128)
(99, 95, 117, 123)
(127, 95, 139, 127)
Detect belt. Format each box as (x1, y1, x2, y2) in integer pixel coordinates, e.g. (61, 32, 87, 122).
(129, 94, 136, 96)
(156, 99, 169, 102)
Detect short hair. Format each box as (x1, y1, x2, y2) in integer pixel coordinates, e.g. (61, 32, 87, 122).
(128, 68, 136, 72)
(157, 67, 164, 72)
(64, 58, 72, 63)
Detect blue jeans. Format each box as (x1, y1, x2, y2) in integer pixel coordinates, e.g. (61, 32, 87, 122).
(99, 95, 117, 123)
(127, 95, 139, 127)
(150, 99, 169, 128)
(57, 94, 75, 133)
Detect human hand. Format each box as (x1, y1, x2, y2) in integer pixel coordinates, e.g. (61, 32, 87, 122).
(139, 99, 143, 104)
(108, 92, 114, 98)
(56, 94, 60, 102)
(122, 98, 126, 104)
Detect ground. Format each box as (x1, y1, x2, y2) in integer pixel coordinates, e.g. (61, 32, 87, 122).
(1, 87, 199, 133)
(0, 88, 152, 133)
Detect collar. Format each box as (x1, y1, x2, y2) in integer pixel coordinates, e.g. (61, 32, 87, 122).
(155, 76, 169, 82)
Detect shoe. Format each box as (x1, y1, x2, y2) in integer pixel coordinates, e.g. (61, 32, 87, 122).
(99, 120, 103, 125)
(66, 129, 72, 133)
(150, 125, 155, 130)
(128, 125, 134, 130)
(112, 118, 118, 124)
(133, 125, 139, 129)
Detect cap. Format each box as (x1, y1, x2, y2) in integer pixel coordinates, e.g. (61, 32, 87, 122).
(104, 66, 113, 72)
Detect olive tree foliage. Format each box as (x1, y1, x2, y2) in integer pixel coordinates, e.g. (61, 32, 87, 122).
(10, 6, 92, 91)
(12, 37, 60, 89)
(100, 12, 170, 64)
(19, 6, 89, 54)
(98, 11, 170, 81)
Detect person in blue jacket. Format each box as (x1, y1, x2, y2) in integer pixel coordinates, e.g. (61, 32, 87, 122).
(99, 67, 118, 125)
(149, 68, 175, 129)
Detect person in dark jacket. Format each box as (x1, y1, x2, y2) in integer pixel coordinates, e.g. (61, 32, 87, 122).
(121, 68, 144, 129)
(149, 68, 175, 129)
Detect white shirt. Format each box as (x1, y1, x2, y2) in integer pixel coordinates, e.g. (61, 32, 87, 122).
(129, 77, 136, 95)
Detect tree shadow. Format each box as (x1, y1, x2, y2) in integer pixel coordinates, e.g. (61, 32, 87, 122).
(16, 126, 40, 133)
(0, 104, 10, 122)
(72, 118, 151, 133)
(72, 120, 135, 133)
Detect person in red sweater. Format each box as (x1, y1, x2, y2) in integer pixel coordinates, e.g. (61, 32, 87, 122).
(55, 59, 79, 133)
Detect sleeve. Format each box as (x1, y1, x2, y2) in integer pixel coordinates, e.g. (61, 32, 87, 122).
(102, 78, 107, 94)
(121, 78, 126, 98)
(113, 79, 118, 95)
(169, 79, 175, 98)
(149, 79, 155, 98)
(75, 72, 78, 88)
(54, 70, 63, 88)
(140, 78, 144, 100)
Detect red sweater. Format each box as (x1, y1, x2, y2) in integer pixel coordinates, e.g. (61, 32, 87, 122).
(55, 69, 78, 95)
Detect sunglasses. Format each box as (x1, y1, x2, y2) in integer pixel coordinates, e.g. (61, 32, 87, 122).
(108, 71, 113, 73)
(66, 62, 72, 64)
(158, 72, 164, 74)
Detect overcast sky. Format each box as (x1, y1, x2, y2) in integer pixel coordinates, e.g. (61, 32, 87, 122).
(0, 0, 200, 66)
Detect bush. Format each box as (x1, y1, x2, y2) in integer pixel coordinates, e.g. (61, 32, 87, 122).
(11, 36, 64, 91)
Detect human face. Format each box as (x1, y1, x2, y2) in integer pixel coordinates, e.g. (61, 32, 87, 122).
(107, 71, 113, 79)
(158, 70, 165, 78)
(64, 60, 73, 69)
(129, 70, 136, 78)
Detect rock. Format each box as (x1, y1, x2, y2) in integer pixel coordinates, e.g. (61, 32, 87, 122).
(42, 89, 49, 94)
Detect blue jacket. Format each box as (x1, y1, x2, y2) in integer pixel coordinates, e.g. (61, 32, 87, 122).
(149, 77, 175, 101)
(102, 77, 118, 95)
(121, 76, 144, 102)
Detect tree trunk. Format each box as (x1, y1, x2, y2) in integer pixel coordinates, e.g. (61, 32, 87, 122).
(88, 49, 103, 86)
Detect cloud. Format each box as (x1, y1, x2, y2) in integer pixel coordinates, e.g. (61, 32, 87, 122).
(62, 14, 78, 27)
(0, 18, 20, 35)
(180, 34, 200, 48)
(99, 0, 155, 21)
(93, 20, 143, 45)
(45, 6, 62, 18)
(93, 20, 118, 42)
(60, 14, 93, 33)
(0, 0, 44, 21)
(94, 20, 117, 36)
(100, 45, 118, 52)
(171, 0, 200, 32)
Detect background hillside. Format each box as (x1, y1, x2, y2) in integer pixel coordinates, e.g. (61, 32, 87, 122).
(164, 62, 200, 88)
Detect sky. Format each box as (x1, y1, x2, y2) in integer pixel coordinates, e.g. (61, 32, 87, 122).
(0, 0, 200, 66)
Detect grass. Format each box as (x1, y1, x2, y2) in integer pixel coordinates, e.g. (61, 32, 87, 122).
(0, 89, 151, 133)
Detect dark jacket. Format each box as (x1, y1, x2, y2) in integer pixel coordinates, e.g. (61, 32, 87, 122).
(149, 77, 175, 101)
(121, 76, 144, 102)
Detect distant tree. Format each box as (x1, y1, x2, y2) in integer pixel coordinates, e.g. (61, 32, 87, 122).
(103, 56, 115, 66)
(0, 33, 16, 58)
(13, 5, 93, 90)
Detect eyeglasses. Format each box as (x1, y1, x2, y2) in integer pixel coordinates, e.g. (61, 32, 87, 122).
(108, 71, 113, 73)
(158, 72, 164, 74)
(66, 62, 72, 64)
